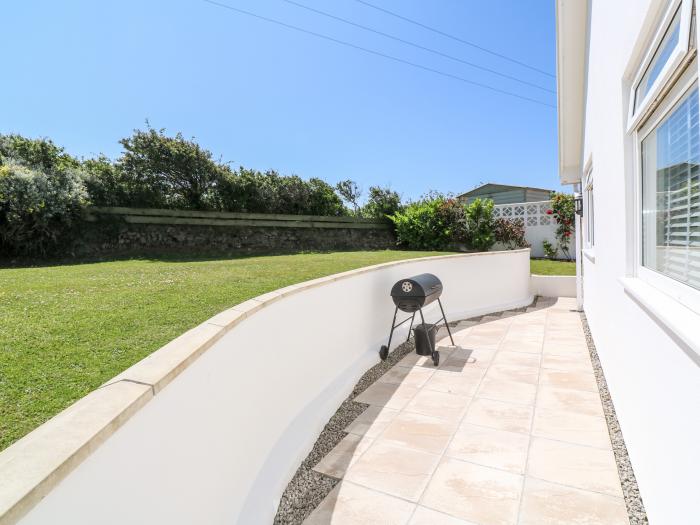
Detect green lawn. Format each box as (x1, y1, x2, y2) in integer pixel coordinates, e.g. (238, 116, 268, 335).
(530, 258, 576, 276)
(0, 250, 449, 450)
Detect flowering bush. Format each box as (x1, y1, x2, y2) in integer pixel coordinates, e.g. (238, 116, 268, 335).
(542, 239, 558, 258)
(0, 162, 86, 256)
(547, 192, 575, 260)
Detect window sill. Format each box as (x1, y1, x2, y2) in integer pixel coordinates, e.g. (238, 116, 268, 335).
(618, 277, 700, 361)
(583, 249, 596, 263)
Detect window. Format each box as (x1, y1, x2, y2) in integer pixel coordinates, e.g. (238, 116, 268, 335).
(628, 0, 694, 128)
(584, 170, 595, 249)
(641, 85, 700, 291)
(635, 7, 682, 112)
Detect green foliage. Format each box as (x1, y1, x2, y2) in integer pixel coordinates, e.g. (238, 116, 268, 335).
(548, 192, 575, 260)
(0, 134, 80, 173)
(390, 196, 496, 251)
(215, 168, 345, 215)
(530, 258, 576, 276)
(81, 155, 129, 207)
(390, 198, 460, 250)
(362, 186, 402, 220)
(542, 239, 558, 258)
(0, 162, 86, 256)
(494, 217, 529, 249)
(116, 127, 224, 210)
(335, 179, 362, 215)
(463, 198, 495, 251)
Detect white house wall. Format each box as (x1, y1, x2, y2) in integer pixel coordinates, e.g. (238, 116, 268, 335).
(579, 1, 700, 523)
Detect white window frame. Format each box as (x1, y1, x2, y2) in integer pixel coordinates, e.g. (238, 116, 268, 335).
(583, 164, 594, 251)
(633, 63, 700, 314)
(627, 0, 694, 132)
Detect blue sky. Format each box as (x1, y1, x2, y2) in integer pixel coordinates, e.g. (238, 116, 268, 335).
(3, 0, 558, 201)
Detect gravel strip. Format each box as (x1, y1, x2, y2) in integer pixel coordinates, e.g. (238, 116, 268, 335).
(581, 313, 648, 525)
(273, 337, 416, 525)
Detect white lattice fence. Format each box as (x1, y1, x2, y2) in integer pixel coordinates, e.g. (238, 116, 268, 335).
(493, 200, 575, 259)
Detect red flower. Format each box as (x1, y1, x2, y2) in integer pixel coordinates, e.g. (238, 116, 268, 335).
(546, 209, 553, 215)
(564, 231, 571, 237)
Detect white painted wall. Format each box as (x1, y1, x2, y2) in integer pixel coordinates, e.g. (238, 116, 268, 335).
(576, 1, 700, 523)
(530, 274, 576, 298)
(17, 250, 532, 525)
(493, 201, 577, 259)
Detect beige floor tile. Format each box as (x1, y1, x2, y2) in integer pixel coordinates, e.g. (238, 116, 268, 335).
(519, 478, 628, 525)
(422, 368, 483, 396)
(465, 398, 533, 434)
(440, 348, 494, 371)
(355, 382, 419, 410)
(398, 349, 452, 369)
(542, 341, 589, 357)
(539, 369, 598, 393)
(458, 335, 503, 350)
(446, 423, 530, 474)
(532, 407, 612, 449)
(405, 389, 471, 422)
(378, 411, 458, 454)
(499, 338, 543, 354)
(527, 437, 622, 497)
(303, 481, 416, 525)
(378, 366, 435, 388)
(312, 434, 374, 478)
(409, 506, 477, 525)
(345, 405, 399, 439)
(421, 457, 522, 525)
(345, 441, 440, 502)
(477, 377, 537, 406)
(537, 386, 604, 417)
(484, 364, 539, 385)
(492, 351, 541, 368)
(541, 353, 592, 373)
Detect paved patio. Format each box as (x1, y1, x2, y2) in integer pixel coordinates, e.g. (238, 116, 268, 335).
(304, 297, 628, 525)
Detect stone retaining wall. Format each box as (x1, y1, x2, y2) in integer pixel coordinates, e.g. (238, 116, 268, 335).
(77, 207, 396, 255)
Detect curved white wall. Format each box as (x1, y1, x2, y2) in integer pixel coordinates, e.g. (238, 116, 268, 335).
(14, 250, 532, 525)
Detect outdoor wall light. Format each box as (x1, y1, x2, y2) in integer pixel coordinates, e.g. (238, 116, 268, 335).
(574, 194, 583, 216)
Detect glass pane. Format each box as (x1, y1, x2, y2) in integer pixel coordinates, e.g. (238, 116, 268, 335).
(642, 86, 700, 290)
(635, 7, 682, 111)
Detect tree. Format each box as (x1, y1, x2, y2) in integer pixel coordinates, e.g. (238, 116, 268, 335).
(117, 126, 224, 209)
(362, 186, 402, 220)
(335, 179, 362, 215)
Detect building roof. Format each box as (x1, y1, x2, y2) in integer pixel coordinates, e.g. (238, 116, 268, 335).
(457, 183, 555, 199)
(555, 0, 588, 185)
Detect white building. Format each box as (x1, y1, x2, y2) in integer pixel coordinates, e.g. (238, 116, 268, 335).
(557, 0, 700, 523)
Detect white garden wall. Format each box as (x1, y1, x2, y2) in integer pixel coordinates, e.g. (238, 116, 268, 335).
(494, 200, 577, 260)
(1, 250, 532, 525)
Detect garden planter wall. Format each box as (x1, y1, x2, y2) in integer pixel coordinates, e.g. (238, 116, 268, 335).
(0, 250, 532, 525)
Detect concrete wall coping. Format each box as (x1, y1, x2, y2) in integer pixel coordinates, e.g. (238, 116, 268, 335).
(0, 249, 529, 524)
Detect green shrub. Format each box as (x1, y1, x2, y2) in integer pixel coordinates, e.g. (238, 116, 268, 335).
(542, 239, 558, 258)
(0, 134, 80, 174)
(0, 162, 86, 256)
(463, 198, 495, 251)
(390, 196, 465, 250)
(215, 168, 345, 216)
(494, 217, 529, 249)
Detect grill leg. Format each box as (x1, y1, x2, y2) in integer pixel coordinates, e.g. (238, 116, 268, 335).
(379, 306, 399, 361)
(406, 312, 416, 342)
(437, 298, 455, 346)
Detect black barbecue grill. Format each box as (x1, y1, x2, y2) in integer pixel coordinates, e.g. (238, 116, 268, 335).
(379, 273, 454, 366)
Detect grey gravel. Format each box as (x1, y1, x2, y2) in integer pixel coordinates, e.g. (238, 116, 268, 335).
(581, 313, 648, 525)
(273, 338, 416, 525)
